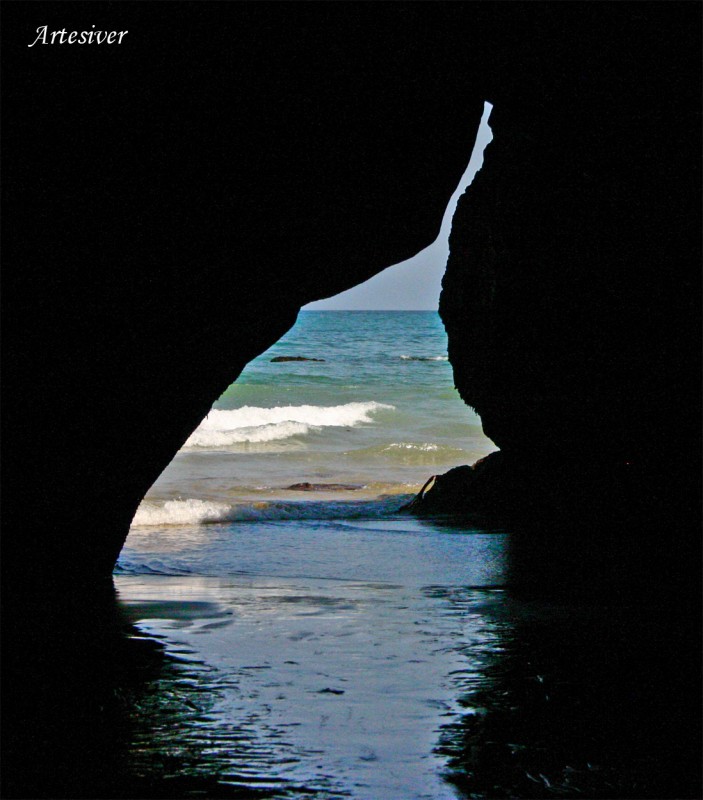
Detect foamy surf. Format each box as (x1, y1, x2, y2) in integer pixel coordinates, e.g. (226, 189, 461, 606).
(131, 499, 232, 527)
(345, 441, 466, 465)
(183, 402, 393, 449)
(130, 495, 412, 528)
(383, 442, 442, 451)
(399, 355, 449, 361)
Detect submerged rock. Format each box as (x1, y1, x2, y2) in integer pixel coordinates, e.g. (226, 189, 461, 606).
(287, 482, 362, 491)
(271, 356, 326, 362)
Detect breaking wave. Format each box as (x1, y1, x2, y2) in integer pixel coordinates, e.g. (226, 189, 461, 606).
(131, 499, 232, 527)
(130, 495, 411, 528)
(183, 402, 393, 449)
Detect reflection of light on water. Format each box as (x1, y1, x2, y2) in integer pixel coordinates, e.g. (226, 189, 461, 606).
(120, 513, 511, 587)
(115, 573, 511, 799)
(122, 529, 671, 797)
(114, 541, 695, 800)
(122, 524, 217, 553)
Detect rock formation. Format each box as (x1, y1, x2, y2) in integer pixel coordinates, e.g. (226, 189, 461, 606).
(431, 5, 701, 529)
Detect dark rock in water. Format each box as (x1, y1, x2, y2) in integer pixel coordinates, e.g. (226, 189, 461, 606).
(287, 482, 362, 491)
(403, 449, 689, 532)
(401, 464, 476, 515)
(402, 456, 525, 520)
(271, 356, 326, 362)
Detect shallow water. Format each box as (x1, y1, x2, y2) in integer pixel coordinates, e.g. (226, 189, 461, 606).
(117, 515, 507, 798)
(116, 513, 700, 799)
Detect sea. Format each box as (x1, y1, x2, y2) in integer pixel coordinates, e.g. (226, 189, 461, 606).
(114, 311, 695, 799)
(124, 310, 493, 535)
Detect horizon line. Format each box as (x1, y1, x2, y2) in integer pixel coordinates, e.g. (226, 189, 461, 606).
(300, 308, 439, 312)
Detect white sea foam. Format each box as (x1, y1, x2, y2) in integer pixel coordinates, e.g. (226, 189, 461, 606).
(130, 495, 411, 528)
(132, 499, 232, 527)
(183, 402, 393, 449)
(348, 442, 464, 457)
(399, 355, 449, 361)
(382, 442, 441, 452)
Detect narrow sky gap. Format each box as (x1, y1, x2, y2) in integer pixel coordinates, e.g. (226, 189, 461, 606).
(304, 102, 494, 311)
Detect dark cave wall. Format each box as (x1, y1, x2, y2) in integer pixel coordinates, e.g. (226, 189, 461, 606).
(441, 4, 701, 492)
(5, 3, 490, 588)
(3, 3, 701, 593)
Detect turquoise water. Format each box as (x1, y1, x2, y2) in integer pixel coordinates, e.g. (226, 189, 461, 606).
(129, 311, 495, 527)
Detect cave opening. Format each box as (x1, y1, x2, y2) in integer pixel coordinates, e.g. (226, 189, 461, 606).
(121, 102, 495, 550)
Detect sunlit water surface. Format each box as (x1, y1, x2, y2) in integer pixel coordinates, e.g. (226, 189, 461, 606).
(117, 516, 511, 799)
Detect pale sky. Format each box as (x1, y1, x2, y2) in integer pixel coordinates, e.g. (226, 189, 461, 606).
(304, 102, 493, 311)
